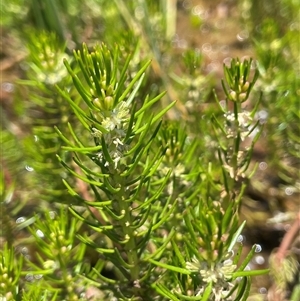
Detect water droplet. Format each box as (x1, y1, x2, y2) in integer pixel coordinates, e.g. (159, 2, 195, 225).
(49, 211, 57, 219)
(16, 217, 26, 224)
(237, 235, 244, 243)
(34, 274, 43, 280)
(202, 43, 212, 53)
(25, 273, 34, 282)
(206, 62, 218, 73)
(178, 39, 187, 49)
(182, 0, 192, 10)
(34, 135, 39, 142)
(259, 162, 268, 171)
(36, 229, 44, 238)
(192, 5, 204, 16)
(1, 82, 14, 93)
(259, 287, 267, 294)
(25, 165, 34, 172)
(223, 57, 232, 67)
(21, 247, 29, 255)
(254, 255, 265, 265)
(236, 30, 249, 42)
(255, 244, 262, 253)
(220, 45, 229, 54)
(285, 186, 294, 196)
(200, 24, 210, 34)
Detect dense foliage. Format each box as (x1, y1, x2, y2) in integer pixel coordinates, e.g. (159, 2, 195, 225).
(1, 1, 299, 300)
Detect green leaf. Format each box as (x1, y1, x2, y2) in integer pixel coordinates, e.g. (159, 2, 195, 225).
(151, 196, 177, 231)
(101, 136, 114, 165)
(136, 100, 176, 135)
(54, 125, 76, 147)
(58, 155, 103, 187)
(233, 276, 248, 301)
(89, 267, 117, 284)
(236, 244, 257, 272)
(144, 228, 176, 260)
(152, 283, 180, 301)
(233, 269, 269, 278)
(134, 91, 167, 118)
(173, 292, 204, 300)
(76, 233, 114, 253)
(119, 60, 152, 102)
(64, 60, 94, 108)
(55, 86, 90, 130)
(62, 145, 103, 153)
(125, 72, 146, 107)
(112, 247, 135, 269)
(148, 258, 191, 274)
(103, 177, 121, 193)
(171, 239, 186, 268)
(201, 282, 213, 301)
(72, 155, 108, 178)
(114, 52, 133, 103)
(232, 243, 244, 266)
(228, 221, 246, 252)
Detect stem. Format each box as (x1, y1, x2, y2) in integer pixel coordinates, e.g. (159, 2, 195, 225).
(114, 174, 140, 281)
(73, 163, 106, 225)
(275, 212, 300, 263)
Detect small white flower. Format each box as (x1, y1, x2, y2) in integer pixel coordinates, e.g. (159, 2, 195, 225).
(237, 111, 252, 127)
(186, 255, 236, 300)
(91, 127, 103, 138)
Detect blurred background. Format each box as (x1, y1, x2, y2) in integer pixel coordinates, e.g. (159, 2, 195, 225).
(1, 0, 299, 300)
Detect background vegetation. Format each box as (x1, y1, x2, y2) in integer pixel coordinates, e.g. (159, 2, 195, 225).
(1, 0, 299, 300)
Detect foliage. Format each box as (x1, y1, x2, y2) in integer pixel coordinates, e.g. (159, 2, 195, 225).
(1, 0, 299, 300)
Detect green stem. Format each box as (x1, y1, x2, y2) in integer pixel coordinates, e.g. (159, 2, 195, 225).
(231, 101, 241, 183)
(114, 175, 140, 281)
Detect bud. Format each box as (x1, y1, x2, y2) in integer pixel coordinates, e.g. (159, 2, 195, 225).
(106, 84, 114, 96)
(93, 98, 103, 110)
(229, 91, 237, 101)
(93, 96, 114, 111)
(239, 93, 247, 102)
(104, 96, 114, 110)
(241, 81, 250, 92)
(61, 246, 67, 253)
(101, 79, 107, 89)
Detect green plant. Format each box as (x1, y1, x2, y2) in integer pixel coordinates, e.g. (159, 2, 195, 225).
(39, 42, 269, 299)
(4, 1, 300, 300)
(1, 37, 268, 299)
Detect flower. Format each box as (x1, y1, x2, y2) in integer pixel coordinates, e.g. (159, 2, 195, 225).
(92, 101, 130, 169)
(186, 256, 236, 300)
(224, 111, 253, 141)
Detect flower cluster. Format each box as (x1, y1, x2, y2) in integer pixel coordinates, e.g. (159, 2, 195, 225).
(92, 101, 130, 169)
(186, 256, 237, 300)
(228, 79, 249, 103)
(36, 52, 69, 85)
(27, 32, 70, 85)
(224, 111, 253, 141)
